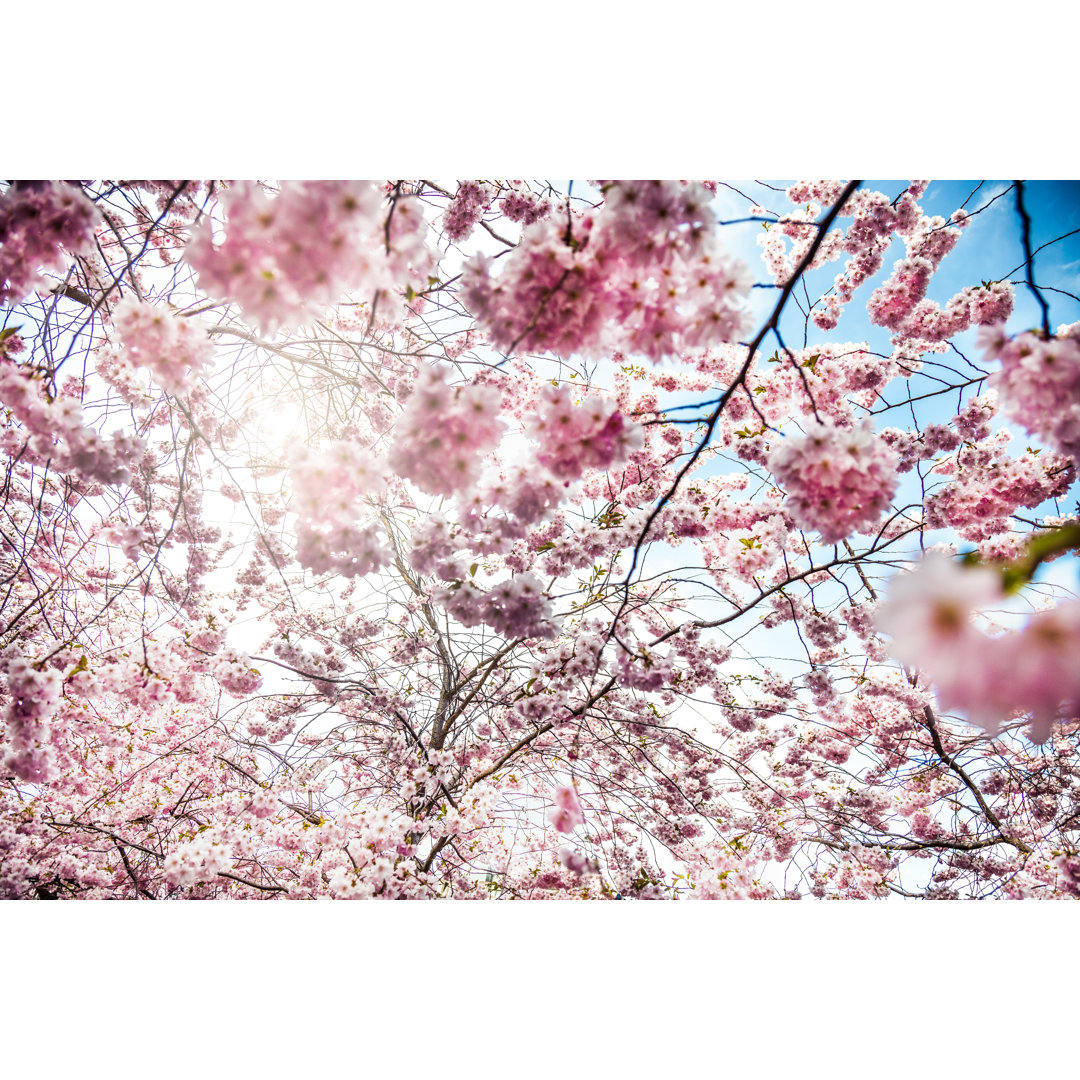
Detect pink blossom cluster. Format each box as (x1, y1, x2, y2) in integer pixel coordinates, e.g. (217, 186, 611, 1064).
(905, 210, 965, 264)
(766, 420, 899, 544)
(111, 296, 213, 394)
(387, 365, 504, 496)
(377, 192, 436, 318)
(499, 183, 551, 227)
(616, 646, 674, 692)
(805, 188, 911, 327)
(434, 573, 556, 640)
(409, 515, 467, 578)
(791, 183, 963, 333)
(548, 784, 585, 833)
(440, 181, 495, 242)
(1, 652, 63, 783)
(246, 789, 278, 819)
(895, 776, 957, 818)
(296, 522, 389, 579)
(1056, 855, 1080, 898)
(877, 555, 1080, 743)
(185, 181, 433, 332)
(984, 323, 1080, 462)
(0, 328, 26, 359)
(288, 443, 391, 578)
(462, 181, 752, 362)
(0, 181, 100, 303)
(879, 422, 961, 473)
(93, 344, 151, 406)
(985, 600, 1080, 742)
(786, 180, 848, 208)
(289, 441, 387, 519)
(269, 631, 347, 697)
(924, 430, 1074, 542)
(804, 668, 836, 708)
(213, 649, 263, 697)
(557, 844, 595, 876)
(784, 596, 845, 649)
(756, 225, 795, 289)
(954, 391, 997, 443)
(533, 509, 646, 578)
(866, 257, 934, 329)
(102, 521, 149, 562)
(326, 859, 394, 900)
(742, 341, 897, 425)
(460, 216, 606, 358)
(825, 846, 895, 899)
(0, 365, 144, 486)
(525, 385, 642, 481)
(684, 842, 769, 899)
(443, 328, 478, 361)
(326, 860, 397, 900)
(478, 464, 565, 531)
(892, 281, 1014, 346)
(163, 830, 232, 887)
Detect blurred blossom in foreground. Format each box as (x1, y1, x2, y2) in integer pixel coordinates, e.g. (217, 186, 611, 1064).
(877, 555, 1080, 742)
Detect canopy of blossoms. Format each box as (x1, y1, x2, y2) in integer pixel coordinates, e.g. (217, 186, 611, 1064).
(1, 178, 1078, 900)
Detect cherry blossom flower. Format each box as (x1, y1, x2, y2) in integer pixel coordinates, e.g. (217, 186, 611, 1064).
(985, 323, 1080, 463)
(0, 181, 100, 303)
(767, 420, 899, 544)
(547, 785, 585, 833)
(112, 295, 213, 394)
(875, 554, 1003, 681)
(387, 365, 504, 496)
(526, 385, 642, 481)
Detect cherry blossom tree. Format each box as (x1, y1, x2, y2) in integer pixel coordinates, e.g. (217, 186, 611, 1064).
(1, 177, 1078, 901)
